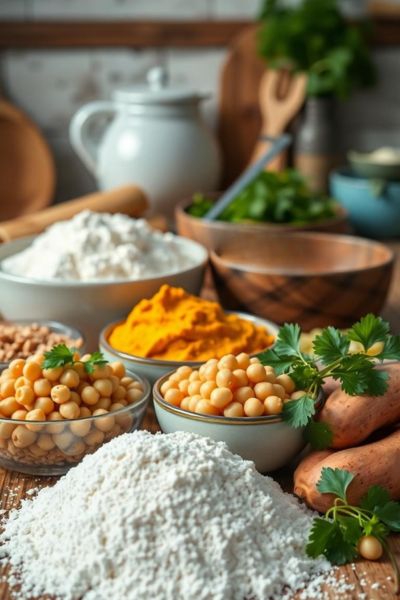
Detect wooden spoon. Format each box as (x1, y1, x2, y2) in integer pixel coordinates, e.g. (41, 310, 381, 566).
(249, 70, 307, 170)
(0, 99, 55, 220)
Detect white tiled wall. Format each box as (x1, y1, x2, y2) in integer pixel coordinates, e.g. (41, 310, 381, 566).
(1, 0, 400, 202)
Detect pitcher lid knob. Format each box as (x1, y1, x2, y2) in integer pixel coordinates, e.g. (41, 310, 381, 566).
(147, 66, 169, 90)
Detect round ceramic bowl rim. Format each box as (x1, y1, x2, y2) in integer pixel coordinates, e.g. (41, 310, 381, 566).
(0, 367, 151, 425)
(0, 235, 208, 288)
(175, 196, 348, 232)
(153, 370, 324, 426)
(331, 168, 400, 191)
(348, 150, 400, 168)
(0, 318, 86, 371)
(210, 231, 394, 278)
(99, 312, 280, 368)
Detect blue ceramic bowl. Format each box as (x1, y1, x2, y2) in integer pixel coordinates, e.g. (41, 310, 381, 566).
(330, 168, 400, 238)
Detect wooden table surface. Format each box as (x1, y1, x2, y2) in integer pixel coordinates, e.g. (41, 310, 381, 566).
(1, 241, 400, 600)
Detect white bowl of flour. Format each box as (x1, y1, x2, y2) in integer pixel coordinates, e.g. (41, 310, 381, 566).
(0, 212, 208, 349)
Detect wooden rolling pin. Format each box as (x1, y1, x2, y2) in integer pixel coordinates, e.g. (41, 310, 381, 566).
(0, 185, 149, 242)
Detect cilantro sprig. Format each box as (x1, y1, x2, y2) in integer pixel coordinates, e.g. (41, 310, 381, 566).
(258, 314, 400, 448)
(306, 468, 400, 592)
(43, 344, 108, 374)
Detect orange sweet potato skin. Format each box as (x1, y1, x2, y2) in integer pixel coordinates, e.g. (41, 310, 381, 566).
(318, 363, 400, 449)
(294, 429, 400, 513)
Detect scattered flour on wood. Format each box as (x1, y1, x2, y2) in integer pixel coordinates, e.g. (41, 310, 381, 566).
(1, 431, 339, 600)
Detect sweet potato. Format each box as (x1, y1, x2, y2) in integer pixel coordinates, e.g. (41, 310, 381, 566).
(318, 362, 400, 449)
(294, 428, 400, 513)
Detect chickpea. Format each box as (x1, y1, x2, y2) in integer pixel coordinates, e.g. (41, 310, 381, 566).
(188, 381, 202, 396)
(1, 379, 16, 399)
(210, 387, 233, 409)
(110, 375, 120, 392)
(206, 358, 218, 366)
(204, 364, 218, 381)
(15, 385, 35, 408)
(60, 368, 80, 389)
(12, 425, 37, 448)
(42, 366, 63, 381)
(51, 384, 71, 405)
(249, 357, 260, 364)
(120, 377, 134, 388)
(223, 402, 245, 418)
(272, 384, 286, 400)
(47, 411, 65, 434)
(93, 409, 115, 432)
(106, 424, 122, 441)
(276, 374, 295, 394)
(91, 364, 112, 380)
(232, 369, 248, 387)
(176, 365, 192, 379)
(79, 406, 91, 418)
(264, 367, 277, 383)
(180, 397, 190, 411)
(93, 378, 113, 398)
(160, 380, 178, 395)
(178, 379, 190, 394)
(169, 372, 181, 384)
(25, 409, 46, 432)
(164, 388, 183, 407)
(200, 381, 217, 399)
(29, 444, 47, 457)
(253, 382, 274, 401)
(70, 419, 91, 437)
(14, 376, 30, 389)
(236, 353, 250, 370)
(0, 422, 15, 440)
(33, 378, 52, 397)
(244, 397, 264, 417)
(264, 395, 283, 415)
(81, 386, 100, 406)
(216, 369, 237, 390)
(358, 536, 383, 561)
(246, 364, 267, 383)
(114, 412, 133, 430)
(127, 381, 143, 392)
(37, 433, 56, 451)
(189, 371, 200, 382)
(53, 431, 73, 451)
(77, 381, 89, 394)
(126, 388, 142, 404)
(84, 429, 105, 447)
(189, 394, 202, 412)
(233, 386, 254, 404)
(34, 396, 54, 414)
(70, 391, 82, 406)
(0, 397, 20, 417)
(72, 362, 87, 379)
(93, 397, 112, 411)
(11, 409, 27, 420)
(110, 402, 125, 412)
(111, 386, 126, 402)
(218, 354, 238, 371)
(291, 390, 307, 401)
(64, 439, 86, 457)
(8, 358, 24, 378)
(110, 361, 126, 378)
(195, 399, 219, 416)
(23, 361, 42, 382)
(59, 401, 80, 420)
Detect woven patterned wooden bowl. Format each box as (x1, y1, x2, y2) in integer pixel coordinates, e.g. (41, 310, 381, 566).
(210, 232, 394, 330)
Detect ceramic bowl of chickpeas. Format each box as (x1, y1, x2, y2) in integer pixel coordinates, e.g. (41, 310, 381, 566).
(0, 351, 151, 475)
(153, 352, 323, 473)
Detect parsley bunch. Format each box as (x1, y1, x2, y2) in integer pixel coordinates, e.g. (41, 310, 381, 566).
(258, 314, 400, 448)
(43, 345, 108, 374)
(307, 467, 400, 592)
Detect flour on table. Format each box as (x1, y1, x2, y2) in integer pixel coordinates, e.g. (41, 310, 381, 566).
(1, 431, 333, 600)
(2, 211, 194, 281)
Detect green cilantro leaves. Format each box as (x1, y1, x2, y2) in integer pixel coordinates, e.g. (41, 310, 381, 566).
(43, 345, 108, 374)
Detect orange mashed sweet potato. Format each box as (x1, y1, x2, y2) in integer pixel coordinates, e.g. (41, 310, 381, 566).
(109, 285, 274, 361)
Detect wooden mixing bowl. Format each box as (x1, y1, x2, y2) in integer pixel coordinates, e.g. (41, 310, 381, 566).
(210, 232, 394, 330)
(175, 196, 349, 252)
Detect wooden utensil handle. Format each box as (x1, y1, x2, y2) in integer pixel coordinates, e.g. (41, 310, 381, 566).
(0, 185, 148, 242)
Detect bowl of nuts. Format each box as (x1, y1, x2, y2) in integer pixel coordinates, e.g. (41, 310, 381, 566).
(0, 346, 150, 475)
(153, 352, 323, 473)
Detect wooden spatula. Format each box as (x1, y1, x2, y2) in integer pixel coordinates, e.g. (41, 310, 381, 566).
(249, 70, 307, 170)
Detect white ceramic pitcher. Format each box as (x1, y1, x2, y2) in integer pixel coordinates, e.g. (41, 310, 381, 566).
(69, 67, 221, 217)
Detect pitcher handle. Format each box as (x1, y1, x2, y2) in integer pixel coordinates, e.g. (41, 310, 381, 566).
(69, 100, 115, 175)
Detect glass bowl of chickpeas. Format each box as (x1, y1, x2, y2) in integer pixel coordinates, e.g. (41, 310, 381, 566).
(0, 351, 151, 475)
(153, 352, 323, 474)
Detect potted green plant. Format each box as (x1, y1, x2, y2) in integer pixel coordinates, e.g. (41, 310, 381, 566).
(258, 0, 376, 192)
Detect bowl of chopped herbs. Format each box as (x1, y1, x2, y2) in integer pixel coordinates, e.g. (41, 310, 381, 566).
(176, 170, 348, 251)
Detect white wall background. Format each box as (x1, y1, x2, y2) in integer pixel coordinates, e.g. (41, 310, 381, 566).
(1, 0, 400, 202)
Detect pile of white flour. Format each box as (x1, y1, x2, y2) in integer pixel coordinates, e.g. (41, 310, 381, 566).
(1, 431, 332, 600)
(2, 211, 194, 281)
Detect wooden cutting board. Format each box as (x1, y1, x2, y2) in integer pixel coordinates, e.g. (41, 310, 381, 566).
(0, 99, 55, 220)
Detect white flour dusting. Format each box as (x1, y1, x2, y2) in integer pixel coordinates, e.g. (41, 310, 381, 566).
(2, 211, 194, 281)
(1, 431, 333, 600)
